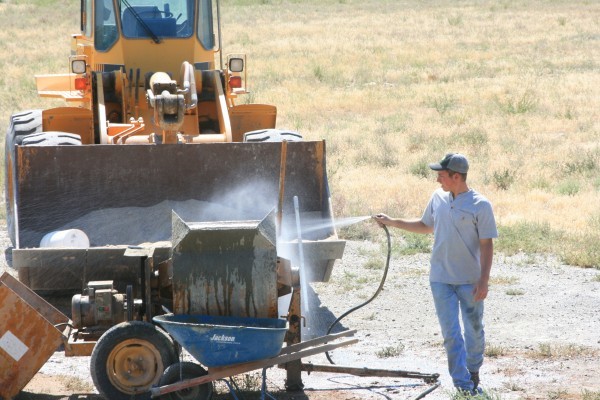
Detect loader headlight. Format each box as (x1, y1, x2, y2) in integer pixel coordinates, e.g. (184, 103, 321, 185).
(229, 58, 244, 73)
(72, 60, 87, 74)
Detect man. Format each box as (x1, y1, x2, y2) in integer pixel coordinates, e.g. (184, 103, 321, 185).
(374, 153, 497, 394)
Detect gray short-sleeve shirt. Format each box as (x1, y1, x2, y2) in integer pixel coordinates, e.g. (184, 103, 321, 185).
(421, 188, 498, 284)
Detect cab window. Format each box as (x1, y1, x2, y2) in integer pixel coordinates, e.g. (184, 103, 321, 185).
(83, 0, 93, 36)
(95, 0, 118, 51)
(120, 0, 194, 39)
(197, 0, 214, 49)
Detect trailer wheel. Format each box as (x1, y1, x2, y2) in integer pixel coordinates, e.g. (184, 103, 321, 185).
(243, 129, 303, 142)
(91, 321, 177, 400)
(159, 362, 213, 400)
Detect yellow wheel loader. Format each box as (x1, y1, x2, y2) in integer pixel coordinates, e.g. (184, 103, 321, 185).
(3, 2, 347, 395)
(4, 0, 345, 294)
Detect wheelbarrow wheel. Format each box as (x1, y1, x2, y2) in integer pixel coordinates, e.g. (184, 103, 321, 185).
(159, 362, 213, 400)
(90, 321, 177, 400)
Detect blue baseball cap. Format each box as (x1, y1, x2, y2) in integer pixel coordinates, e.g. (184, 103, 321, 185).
(429, 153, 469, 174)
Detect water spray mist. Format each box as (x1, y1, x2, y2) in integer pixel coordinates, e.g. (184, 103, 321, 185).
(293, 196, 311, 314)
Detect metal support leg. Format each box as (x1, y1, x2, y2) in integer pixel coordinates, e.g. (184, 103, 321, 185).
(261, 368, 277, 400)
(284, 287, 304, 391)
(218, 379, 240, 400)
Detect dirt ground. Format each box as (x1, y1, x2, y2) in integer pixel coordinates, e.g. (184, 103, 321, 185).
(3, 225, 600, 400)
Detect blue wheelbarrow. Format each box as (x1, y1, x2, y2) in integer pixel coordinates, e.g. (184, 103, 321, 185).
(153, 314, 289, 367)
(150, 313, 358, 399)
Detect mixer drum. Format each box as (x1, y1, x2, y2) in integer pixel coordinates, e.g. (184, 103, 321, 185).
(171, 211, 278, 318)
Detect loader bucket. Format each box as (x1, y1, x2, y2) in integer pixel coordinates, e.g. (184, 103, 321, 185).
(10, 141, 345, 292)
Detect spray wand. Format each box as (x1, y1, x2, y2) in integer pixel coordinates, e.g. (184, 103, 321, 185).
(325, 219, 392, 364)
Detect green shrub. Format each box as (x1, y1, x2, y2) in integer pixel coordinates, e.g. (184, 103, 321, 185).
(426, 94, 457, 115)
(561, 151, 599, 176)
(492, 169, 517, 190)
(496, 90, 538, 115)
(448, 14, 463, 26)
(581, 389, 600, 400)
(560, 233, 600, 269)
(409, 160, 430, 179)
(496, 222, 557, 255)
(556, 179, 580, 196)
(457, 128, 489, 147)
(485, 344, 507, 358)
(376, 344, 404, 358)
(396, 232, 432, 255)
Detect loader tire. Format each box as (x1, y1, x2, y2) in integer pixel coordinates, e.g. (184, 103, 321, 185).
(6, 109, 44, 144)
(159, 362, 213, 400)
(243, 129, 303, 142)
(90, 321, 178, 400)
(4, 110, 44, 246)
(20, 131, 82, 146)
(4, 110, 82, 246)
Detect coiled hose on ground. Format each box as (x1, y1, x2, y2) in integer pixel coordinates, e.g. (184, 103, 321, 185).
(325, 223, 391, 364)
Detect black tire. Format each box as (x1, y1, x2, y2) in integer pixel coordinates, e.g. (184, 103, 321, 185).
(4, 110, 43, 245)
(4, 110, 83, 246)
(159, 362, 213, 400)
(90, 321, 178, 400)
(243, 129, 303, 143)
(20, 131, 82, 146)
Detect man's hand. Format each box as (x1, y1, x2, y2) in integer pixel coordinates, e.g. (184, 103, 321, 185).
(373, 213, 391, 227)
(473, 279, 489, 302)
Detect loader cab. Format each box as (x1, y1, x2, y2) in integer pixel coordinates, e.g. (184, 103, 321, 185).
(82, 0, 216, 52)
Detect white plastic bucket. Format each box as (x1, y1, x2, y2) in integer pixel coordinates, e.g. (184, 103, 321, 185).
(40, 229, 90, 248)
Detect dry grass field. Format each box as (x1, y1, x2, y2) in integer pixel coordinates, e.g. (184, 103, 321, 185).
(0, 0, 599, 266)
(1, 2, 600, 399)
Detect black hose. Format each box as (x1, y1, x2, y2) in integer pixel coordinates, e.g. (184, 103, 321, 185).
(325, 223, 391, 364)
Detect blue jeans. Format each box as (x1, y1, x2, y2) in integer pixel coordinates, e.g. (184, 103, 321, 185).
(430, 282, 485, 390)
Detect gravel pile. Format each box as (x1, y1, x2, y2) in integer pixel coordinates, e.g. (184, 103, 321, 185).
(56, 199, 266, 246)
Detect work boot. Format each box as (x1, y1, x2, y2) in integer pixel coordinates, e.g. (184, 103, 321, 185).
(469, 371, 480, 390)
